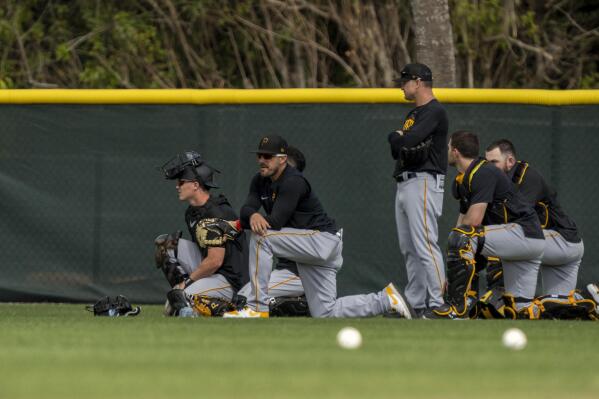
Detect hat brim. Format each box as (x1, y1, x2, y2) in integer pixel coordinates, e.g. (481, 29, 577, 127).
(172, 168, 198, 181)
(393, 77, 410, 86)
(250, 150, 286, 155)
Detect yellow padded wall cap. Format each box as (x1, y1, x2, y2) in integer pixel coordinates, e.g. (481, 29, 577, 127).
(0, 88, 597, 105)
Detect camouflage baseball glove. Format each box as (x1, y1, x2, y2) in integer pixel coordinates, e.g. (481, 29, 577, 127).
(195, 218, 241, 248)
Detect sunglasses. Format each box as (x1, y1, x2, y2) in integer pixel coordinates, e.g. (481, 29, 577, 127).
(257, 153, 284, 160)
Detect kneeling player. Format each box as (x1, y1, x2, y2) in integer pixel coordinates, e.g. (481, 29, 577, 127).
(235, 145, 309, 317)
(154, 151, 244, 317)
(428, 131, 545, 319)
(483, 139, 597, 319)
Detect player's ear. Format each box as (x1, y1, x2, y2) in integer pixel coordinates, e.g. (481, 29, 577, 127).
(507, 156, 516, 170)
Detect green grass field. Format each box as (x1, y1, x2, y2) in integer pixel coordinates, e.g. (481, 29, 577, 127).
(1, 303, 598, 399)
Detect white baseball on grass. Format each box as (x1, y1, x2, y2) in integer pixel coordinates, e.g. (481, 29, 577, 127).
(337, 327, 362, 349)
(502, 327, 527, 350)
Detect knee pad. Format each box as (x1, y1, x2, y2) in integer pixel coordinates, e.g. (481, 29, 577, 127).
(190, 295, 236, 317)
(446, 225, 484, 317)
(537, 290, 597, 320)
(503, 294, 539, 320)
(154, 231, 182, 268)
(475, 257, 506, 319)
(166, 289, 193, 316)
(269, 296, 311, 317)
(485, 257, 504, 290)
(161, 259, 189, 287)
(231, 294, 247, 310)
(478, 287, 506, 319)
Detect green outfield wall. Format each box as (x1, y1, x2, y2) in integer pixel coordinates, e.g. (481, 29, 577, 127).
(0, 89, 597, 303)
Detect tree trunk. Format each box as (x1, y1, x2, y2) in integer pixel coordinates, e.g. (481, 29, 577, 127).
(410, 0, 457, 88)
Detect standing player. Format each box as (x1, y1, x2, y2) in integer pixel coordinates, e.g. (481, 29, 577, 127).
(154, 151, 244, 316)
(388, 63, 448, 316)
(485, 140, 597, 319)
(435, 131, 545, 319)
(221, 135, 415, 318)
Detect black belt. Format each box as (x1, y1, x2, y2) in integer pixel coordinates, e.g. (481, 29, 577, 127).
(395, 171, 438, 183)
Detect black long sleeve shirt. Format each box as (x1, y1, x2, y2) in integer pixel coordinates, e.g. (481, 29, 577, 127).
(240, 165, 337, 234)
(388, 99, 448, 177)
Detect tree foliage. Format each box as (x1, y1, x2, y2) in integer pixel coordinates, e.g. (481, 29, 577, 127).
(0, 0, 596, 89)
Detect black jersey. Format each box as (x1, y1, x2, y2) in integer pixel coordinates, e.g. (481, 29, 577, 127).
(452, 158, 543, 239)
(184, 194, 244, 290)
(388, 99, 448, 177)
(240, 165, 337, 234)
(509, 161, 581, 243)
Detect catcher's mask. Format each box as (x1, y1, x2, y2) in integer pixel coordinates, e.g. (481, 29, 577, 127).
(161, 151, 220, 189)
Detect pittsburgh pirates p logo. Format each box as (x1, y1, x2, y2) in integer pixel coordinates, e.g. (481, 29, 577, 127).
(403, 117, 415, 131)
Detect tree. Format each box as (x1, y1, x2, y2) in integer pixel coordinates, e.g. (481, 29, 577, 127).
(410, 0, 457, 87)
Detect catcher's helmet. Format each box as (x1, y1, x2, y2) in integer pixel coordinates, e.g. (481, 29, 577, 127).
(161, 151, 220, 189)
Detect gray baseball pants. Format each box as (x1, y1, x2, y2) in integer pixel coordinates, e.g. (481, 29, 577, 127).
(176, 238, 233, 299)
(245, 228, 391, 317)
(395, 173, 446, 310)
(470, 224, 545, 308)
(237, 268, 304, 299)
(540, 229, 584, 295)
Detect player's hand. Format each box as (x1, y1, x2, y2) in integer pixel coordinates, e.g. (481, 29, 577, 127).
(250, 213, 271, 236)
(174, 282, 185, 290)
(395, 130, 404, 136)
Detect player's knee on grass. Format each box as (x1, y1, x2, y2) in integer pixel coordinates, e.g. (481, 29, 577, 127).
(536, 290, 597, 320)
(269, 296, 311, 317)
(166, 289, 193, 316)
(477, 256, 506, 319)
(503, 294, 539, 319)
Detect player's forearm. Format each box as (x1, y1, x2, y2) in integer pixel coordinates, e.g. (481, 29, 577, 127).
(190, 258, 222, 281)
(240, 205, 259, 229)
(240, 187, 262, 229)
(264, 197, 299, 230)
(387, 131, 404, 158)
(462, 207, 485, 226)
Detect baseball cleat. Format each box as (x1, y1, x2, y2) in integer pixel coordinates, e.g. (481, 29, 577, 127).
(585, 283, 599, 304)
(223, 307, 269, 318)
(384, 283, 416, 319)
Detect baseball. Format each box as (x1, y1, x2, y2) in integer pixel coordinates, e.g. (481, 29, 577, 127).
(502, 327, 527, 350)
(337, 327, 362, 349)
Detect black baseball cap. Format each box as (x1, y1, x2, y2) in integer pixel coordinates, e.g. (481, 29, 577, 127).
(251, 135, 288, 155)
(394, 63, 433, 86)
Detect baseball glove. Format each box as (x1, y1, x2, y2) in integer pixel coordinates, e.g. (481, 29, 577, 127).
(190, 294, 236, 317)
(86, 295, 141, 317)
(195, 218, 240, 248)
(400, 136, 433, 168)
